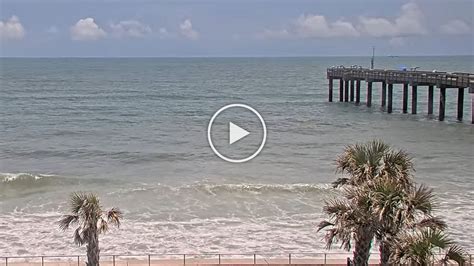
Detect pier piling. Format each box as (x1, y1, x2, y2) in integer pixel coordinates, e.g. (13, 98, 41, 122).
(428, 85, 434, 115)
(471, 89, 474, 124)
(367, 82, 373, 107)
(458, 88, 464, 121)
(439, 87, 446, 121)
(402, 83, 408, 113)
(344, 80, 349, 102)
(387, 84, 393, 113)
(381, 81, 387, 110)
(356, 80, 361, 105)
(350, 80, 355, 102)
(339, 79, 344, 102)
(412, 85, 418, 114)
(328, 78, 333, 102)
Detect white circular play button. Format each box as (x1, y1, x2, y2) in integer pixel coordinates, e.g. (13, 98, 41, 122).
(207, 104, 267, 163)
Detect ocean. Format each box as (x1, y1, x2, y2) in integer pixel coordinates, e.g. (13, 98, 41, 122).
(0, 56, 473, 255)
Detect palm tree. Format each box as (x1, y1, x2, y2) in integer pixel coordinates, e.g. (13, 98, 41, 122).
(322, 140, 415, 264)
(368, 178, 447, 265)
(58, 192, 122, 266)
(391, 229, 467, 265)
(318, 187, 376, 266)
(333, 140, 414, 190)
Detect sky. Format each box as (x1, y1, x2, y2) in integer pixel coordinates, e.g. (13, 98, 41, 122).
(0, 0, 473, 57)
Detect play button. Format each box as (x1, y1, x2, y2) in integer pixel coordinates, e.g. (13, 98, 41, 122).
(208, 104, 267, 163)
(229, 122, 249, 145)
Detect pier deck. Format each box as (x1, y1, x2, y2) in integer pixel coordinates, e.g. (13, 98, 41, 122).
(326, 67, 474, 123)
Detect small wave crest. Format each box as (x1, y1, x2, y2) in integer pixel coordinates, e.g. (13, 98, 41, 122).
(0, 172, 57, 183)
(0, 172, 72, 195)
(192, 183, 333, 194)
(109, 182, 334, 196)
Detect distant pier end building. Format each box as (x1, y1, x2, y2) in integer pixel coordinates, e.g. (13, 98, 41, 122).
(326, 67, 474, 123)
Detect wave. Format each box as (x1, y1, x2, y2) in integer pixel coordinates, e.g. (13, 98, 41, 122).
(191, 183, 333, 194)
(109, 182, 335, 196)
(0, 172, 56, 183)
(0, 172, 83, 193)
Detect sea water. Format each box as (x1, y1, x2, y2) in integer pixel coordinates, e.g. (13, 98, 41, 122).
(0, 56, 473, 255)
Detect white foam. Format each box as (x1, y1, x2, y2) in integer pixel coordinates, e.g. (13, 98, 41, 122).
(0, 172, 55, 183)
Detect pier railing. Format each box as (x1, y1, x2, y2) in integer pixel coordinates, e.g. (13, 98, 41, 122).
(1, 252, 473, 265)
(326, 66, 474, 123)
(327, 67, 473, 88)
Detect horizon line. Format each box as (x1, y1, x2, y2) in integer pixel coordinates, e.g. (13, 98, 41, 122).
(1, 54, 473, 59)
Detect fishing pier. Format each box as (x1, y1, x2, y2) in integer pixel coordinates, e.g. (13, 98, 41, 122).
(326, 67, 474, 123)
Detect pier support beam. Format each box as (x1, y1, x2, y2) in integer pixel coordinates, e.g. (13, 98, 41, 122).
(439, 87, 446, 121)
(402, 83, 408, 113)
(471, 90, 474, 124)
(344, 80, 349, 102)
(412, 85, 418, 114)
(328, 78, 333, 102)
(428, 85, 434, 115)
(387, 84, 393, 113)
(367, 82, 373, 107)
(356, 80, 361, 105)
(339, 79, 344, 102)
(381, 81, 387, 110)
(350, 80, 355, 102)
(457, 87, 464, 121)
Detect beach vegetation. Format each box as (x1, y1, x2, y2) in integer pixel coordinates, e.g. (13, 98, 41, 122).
(58, 192, 122, 266)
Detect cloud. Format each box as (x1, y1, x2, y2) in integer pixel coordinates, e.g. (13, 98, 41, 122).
(70, 17, 106, 41)
(158, 27, 171, 39)
(179, 19, 199, 40)
(0, 16, 26, 41)
(293, 15, 360, 38)
(358, 2, 426, 37)
(261, 14, 359, 39)
(440, 19, 471, 35)
(110, 20, 151, 38)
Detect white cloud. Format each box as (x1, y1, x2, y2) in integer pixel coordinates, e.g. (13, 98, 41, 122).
(440, 19, 471, 35)
(261, 14, 359, 39)
(158, 27, 171, 39)
(293, 15, 359, 38)
(0, 16, 26, 41)
(358, 2, 426, 37)
(70, 17, 106, 41)
(259, 29, 290, 39)
(110, 20, 151, 38)
(179, 19, 199, 40)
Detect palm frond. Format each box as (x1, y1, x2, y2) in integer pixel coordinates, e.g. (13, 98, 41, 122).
(106, 207, 122, 228)
(424, 229, 453, 249)
(414, 216, 447, 230)
(410, 185, 435, 214)
(317, 220, 334, 232)
(332, 177, 349, 188)
(440, 244, 467, 265)
(58, 215, 79, 231)
(70, 192, 88, 214)
(98, 217, 109, 233)
(73, 227, 86, 246)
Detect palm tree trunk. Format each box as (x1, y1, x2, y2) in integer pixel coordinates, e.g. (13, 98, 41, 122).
(86, 231, 100, 266)
(353, 225, 374, 266)
(379, 240, 390, 266)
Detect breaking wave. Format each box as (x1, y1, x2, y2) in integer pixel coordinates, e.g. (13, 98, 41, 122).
(108, 182, 335, 196)
(1, 172, 56, 183)
(191, 183, 333, 194)
(0, 172, 78, 197)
